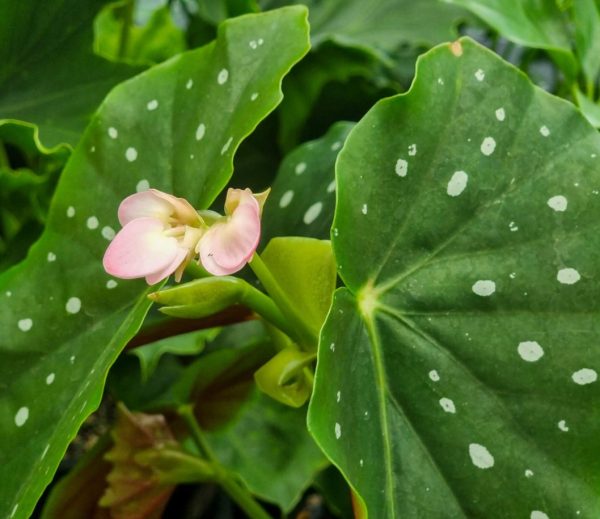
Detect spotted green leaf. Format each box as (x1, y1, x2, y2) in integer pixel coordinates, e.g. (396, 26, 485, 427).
(0, 0, 144, 148)
(309, 37, 600, 518)
(445, 0, 578, 78)
(0, 8, 309, 518)
(262, 121, 354, 241)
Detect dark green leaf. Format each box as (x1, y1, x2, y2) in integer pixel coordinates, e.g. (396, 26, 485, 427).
(309, 37, 600, 517)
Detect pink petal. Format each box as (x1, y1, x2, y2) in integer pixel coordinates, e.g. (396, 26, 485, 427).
(103, 217, 183, 279)
(153, 190, 200, 225)
(145, 247, 188, 285)
(198, 200, 261, 276)
(118, 190, 174, 226)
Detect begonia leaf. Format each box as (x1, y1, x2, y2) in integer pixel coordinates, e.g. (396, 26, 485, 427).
(0, 8, 309, 518)
(309, 37, 600, 518)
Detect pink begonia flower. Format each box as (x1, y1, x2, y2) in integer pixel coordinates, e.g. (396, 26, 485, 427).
(103, 187, 268, 284)
(103, 189, 203, 284)
(197, 188, 268, 276)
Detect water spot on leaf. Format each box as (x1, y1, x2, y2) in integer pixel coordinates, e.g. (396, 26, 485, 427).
(439, 397, 456, 413)
(468, 443, 494, 469)
(557, 268, 580, 285)
(480, 137, 496, 156)
(18, 318, 32, 332)
(65, 297, 82, 314)
(217, 68, 229, 85)
(547, 195, 567, 212)
(303, 202, 323, 224)
(572, 368, 597, 385)
(14, 407, 29, 427)
(86, 216, 99, 229)
(447, 170, 468, 197)
(395, 158, 408, 177)
(125, 147, 138, 162)
(279, 190, 293, 208)
(517, 341, 544, 362)
(472, 280, 495, 297)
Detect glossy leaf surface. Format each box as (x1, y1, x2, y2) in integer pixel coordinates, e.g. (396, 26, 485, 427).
(309, 37, 600, 518)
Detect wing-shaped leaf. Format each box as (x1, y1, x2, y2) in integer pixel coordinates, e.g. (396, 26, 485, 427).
(0, 8, 309, 518)
(309, 37, 600, 518)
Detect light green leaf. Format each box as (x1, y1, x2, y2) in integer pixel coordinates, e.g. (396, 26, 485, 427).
(445, 0, 577, 78)
(261, 237, 336, 337)
(309, 37, 600, 518)
(575, 88, 600, 128)
(209, 390, 328, 512)
(0, 8, 309, 518)
(262, 121, 354, 241)
(0, 0, 144, 147)
(572, 0, 600, 83)
(261, 0, 468, 60)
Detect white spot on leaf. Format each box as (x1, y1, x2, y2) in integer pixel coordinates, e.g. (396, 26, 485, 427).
(87, 216, 99, 230)
(146, 99, 158, 111)
(480, 137, 496, 156)
(361, 204, 368, 215)
(221, 137, 233, 155)
(295, 162, 306, 175)
(395, 158, 408, 177)
(186, 78, 193, 89)
(539, 126, 550, 137)
(327, 180, 336, 193)
(108, 127, 118, 139)
(136, 179, 150, 192)
(15, 407, 29, 427)
(472, 280, 495, 297)
(46, 373, 55, 385)
(547, 195, 567, 212)
(439, 397, 456, 413)
(303, 202, 323, 225)
(557, 268, 580, 285)
(18, 318, 32, 332)
(195, 123, 206, 141)
(495, 108, 505, 121)
(335, 422, 342, 439)
(429, 370, 440, 382)
(67, 206, 75, 218)
(217, 68, 229, 85)
(469, 443, 494, 469)
(475, 69, 485, 81)
(531, 511, 549, 519)
(558, 420, 569, 432)
(525, 469, 534, 478)
(279, 190, 294, 208)
(250, 92, 259, 101)
(125, 147, 137, 162)
(517, 341, 544, 362)
(408, 144, 417, 156)
(47, 252, 56, 262)
(572, 368, 597, 385)
(106, 279, 118, 289)
(66, 297, 82, 314)
(102, 226, 115, 240)
(447, 171, 468, 197)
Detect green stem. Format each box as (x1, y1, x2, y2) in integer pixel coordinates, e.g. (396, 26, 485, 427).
(118, 0, 134, 59)
(249, 253, 317, 349)
(178, 405, 272, 519)
(241, 284, 299, 340)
